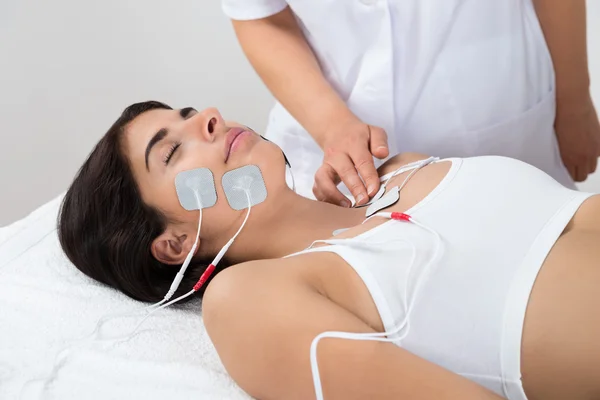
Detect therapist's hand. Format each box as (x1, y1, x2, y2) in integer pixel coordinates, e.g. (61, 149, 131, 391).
(313, 117, 389, 207)
(555, 95, 600, 182)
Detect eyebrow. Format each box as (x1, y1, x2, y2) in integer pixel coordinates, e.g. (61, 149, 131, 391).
(145, 128, 168, 171)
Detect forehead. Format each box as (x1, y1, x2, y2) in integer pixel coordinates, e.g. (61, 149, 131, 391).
(122, 109, 174, 175)
(126, 108, 175, 141)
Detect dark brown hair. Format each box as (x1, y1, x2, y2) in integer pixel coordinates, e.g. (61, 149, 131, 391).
(58, 101, 220, 302)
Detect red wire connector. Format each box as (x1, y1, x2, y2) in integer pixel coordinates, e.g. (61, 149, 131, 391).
(390, 212, 411, 222)
(193, 264, 216, 291)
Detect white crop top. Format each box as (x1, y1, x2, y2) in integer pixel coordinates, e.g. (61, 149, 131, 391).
(286, 156, 593, 400)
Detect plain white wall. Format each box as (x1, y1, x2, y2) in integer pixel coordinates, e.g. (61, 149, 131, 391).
(0, 0, 599, 225)
(0, 0, 273, 225)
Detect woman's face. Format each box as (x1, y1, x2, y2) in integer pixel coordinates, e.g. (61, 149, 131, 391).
(123, 106, 287, 262)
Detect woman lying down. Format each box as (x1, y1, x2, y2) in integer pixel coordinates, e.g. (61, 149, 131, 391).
(59, 101, 600, 400)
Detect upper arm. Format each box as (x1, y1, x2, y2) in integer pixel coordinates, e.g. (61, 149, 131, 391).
(203, 262, 503, 400)
(222, 0, 288, 22)
(228, 4, 305, 68)
(230, 4, 300, 43)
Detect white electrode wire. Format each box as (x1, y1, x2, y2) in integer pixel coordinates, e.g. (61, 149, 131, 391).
(81, 195, 204, 344)
(309, 215, 444, 400)
(22, 191, 255, 399)
(287, 164, 296, 192)
(142, 190, 254, 312)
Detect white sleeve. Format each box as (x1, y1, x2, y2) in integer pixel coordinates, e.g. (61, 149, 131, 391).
(222, 0, 288, 21)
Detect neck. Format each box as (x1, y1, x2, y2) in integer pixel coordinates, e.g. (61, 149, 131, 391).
(226, 189, 365, 264)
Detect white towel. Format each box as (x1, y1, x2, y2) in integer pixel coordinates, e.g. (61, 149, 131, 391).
(0, 195, 251, 400)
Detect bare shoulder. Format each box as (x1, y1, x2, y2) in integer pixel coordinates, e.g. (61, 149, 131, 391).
(378, 152, 431, 176)
(202, 258, 313, 309)
(201, 257, 326, 399)
(202, 257, 320, 342)
(202, 258, 303, 319)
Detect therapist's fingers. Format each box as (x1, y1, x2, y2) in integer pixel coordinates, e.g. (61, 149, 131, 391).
(350, 145, 380, 198)
(561, 154, 581, 182)
(313, 163, 350, 207)
(333, 150, 371, 206)
(565, 163, 577, 182)
(575, 165, 587, 182)
(589, 157, 598, 175)
(369, 126, 389, 160)
(318, 151, 368, 206)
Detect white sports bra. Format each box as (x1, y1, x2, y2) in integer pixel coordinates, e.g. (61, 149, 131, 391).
(286, 156, 594, 400)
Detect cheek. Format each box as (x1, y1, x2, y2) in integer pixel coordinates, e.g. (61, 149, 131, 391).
(255, 146, 285, 180)
(167, 188, 185, 215)
(245, 139, 275, 167)
(146, 178, 184, 218)
(182, 140, 223, 168)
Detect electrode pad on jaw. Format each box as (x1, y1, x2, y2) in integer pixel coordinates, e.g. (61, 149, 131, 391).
(175, 168, 217, 210)
(222, 165, 267, 210)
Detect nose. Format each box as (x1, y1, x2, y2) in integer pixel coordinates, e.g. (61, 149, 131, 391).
(185, 107, 225, 142)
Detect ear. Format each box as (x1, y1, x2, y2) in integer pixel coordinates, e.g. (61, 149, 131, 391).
(151, 229, 198, 265)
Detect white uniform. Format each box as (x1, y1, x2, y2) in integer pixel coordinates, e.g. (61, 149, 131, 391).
(222, 0, 574, 197)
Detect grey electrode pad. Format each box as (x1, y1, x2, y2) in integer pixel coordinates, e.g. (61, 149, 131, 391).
(222, 165, 267, 211)
(365, 186, 400, 217)
(175, 168, 218, 211)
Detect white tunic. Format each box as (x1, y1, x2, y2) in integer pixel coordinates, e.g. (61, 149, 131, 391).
(222, 0, 574, 196)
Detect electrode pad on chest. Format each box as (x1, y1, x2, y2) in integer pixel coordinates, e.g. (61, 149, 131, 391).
(222, 165, 268, 210)
(365, 186, 400, 217)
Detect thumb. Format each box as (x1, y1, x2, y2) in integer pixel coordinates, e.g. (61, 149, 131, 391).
(369, 126, 389, 159)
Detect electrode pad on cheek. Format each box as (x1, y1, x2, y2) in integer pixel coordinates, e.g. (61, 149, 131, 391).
(175, 168, 217, 210)
(222, 165, 267, 210)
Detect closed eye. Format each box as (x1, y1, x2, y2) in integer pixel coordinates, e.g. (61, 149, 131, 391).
(163, 142, 181, 165)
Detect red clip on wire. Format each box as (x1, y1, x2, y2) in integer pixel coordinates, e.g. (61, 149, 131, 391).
(390, 212, 411, 222)
(193, 264, 216, 291)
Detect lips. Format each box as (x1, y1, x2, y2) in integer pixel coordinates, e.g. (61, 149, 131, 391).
(224, 127, 246, 163)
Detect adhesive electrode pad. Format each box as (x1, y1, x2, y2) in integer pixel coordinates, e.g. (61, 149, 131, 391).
(175, 168, 217, 210)
(365, 186, 400, 217)
(222, 165, 268, 210)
